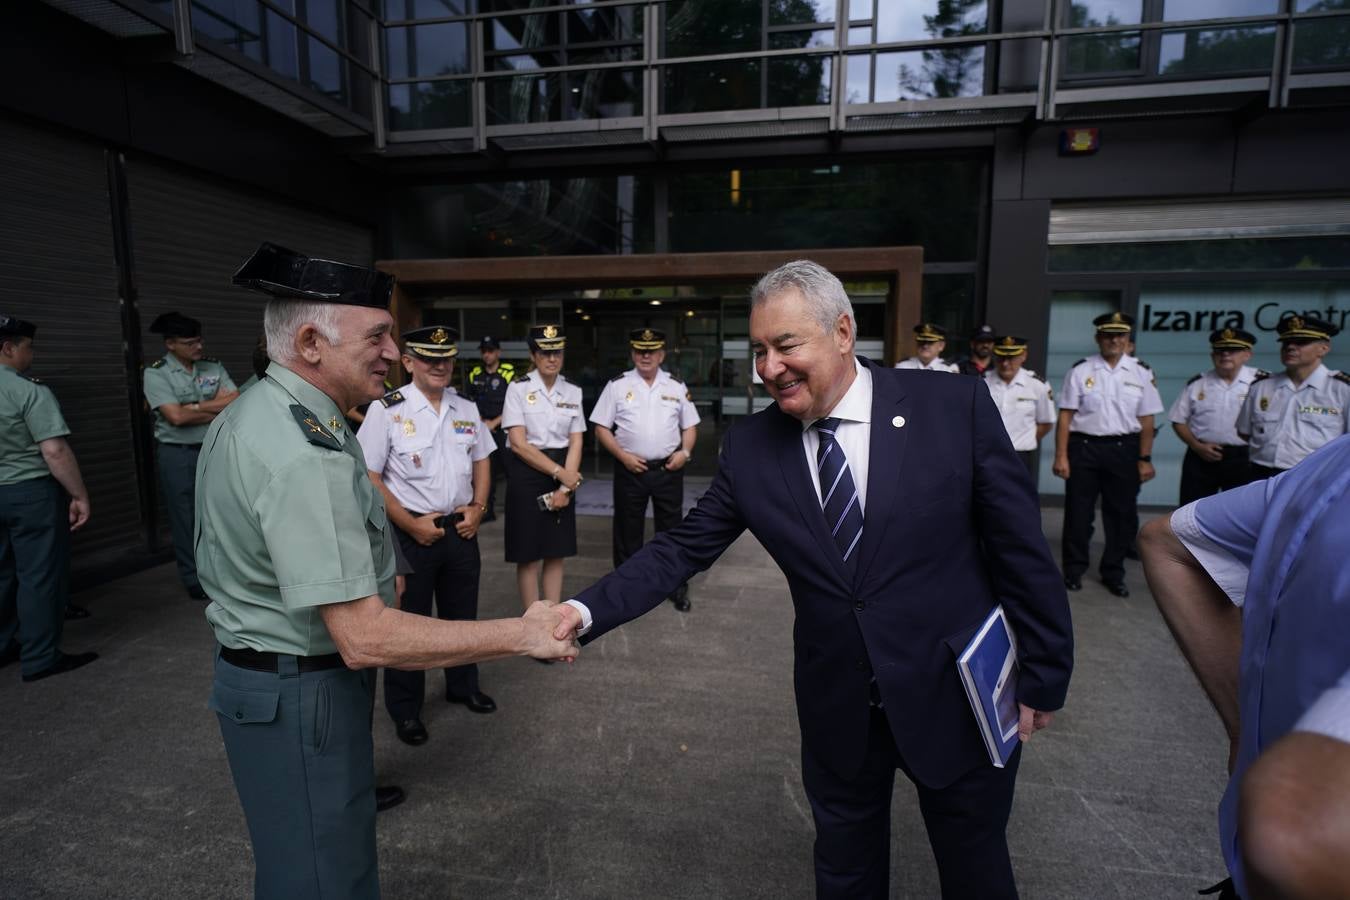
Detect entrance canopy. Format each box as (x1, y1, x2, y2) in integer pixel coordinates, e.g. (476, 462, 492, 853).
(377, 247, 924, 365)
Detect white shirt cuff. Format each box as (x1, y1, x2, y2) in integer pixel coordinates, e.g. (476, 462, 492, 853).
(563, 599, 593, 637)
(1170, 502, 1250, 608)
(1295, 684, 1350, 744)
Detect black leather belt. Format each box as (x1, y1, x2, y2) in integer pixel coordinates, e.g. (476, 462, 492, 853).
(220, 645, 347, 673)
(405, 511, 465, 528)
(1070, 433, 1139, 444)
(644, 458, 671, 469)
(162, 442, 203, 450)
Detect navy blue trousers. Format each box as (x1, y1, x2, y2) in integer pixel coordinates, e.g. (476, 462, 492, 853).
(804, 706, 1022, 899)
(212, 651, 378, 900)
(0, 476, 69, 677)
(157, 442, 200, 590)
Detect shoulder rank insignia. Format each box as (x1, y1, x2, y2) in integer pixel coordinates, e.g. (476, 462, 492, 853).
(1333, 371, 1350, 386)
(18, 372, 43, 384)
(1071, 358, 1087, 369)
(380, 390, 405, 408)
(202, 356, 220, 363)
(1136, 358, 1152, 369)
(610, 373, 626, 383)
(290, 404, 342, 450)
(668, 373, 684, 385)
(515, 373, 531, 384)
(149, 359, 165, 369)
(1186, 373, 1202, 385)
(1031, 371, 1047, 384)
(1252, 370, 1272, 383)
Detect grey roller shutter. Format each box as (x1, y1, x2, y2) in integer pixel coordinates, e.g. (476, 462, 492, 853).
(126, 157, 375, 387)
(0, 115, 144, 564)
(1050, 197, 1350, 244)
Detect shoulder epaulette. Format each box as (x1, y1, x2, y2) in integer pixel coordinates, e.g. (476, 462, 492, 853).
(1186, 373, 1202, 385)
(18, 372, 43, 384)
(1071, 358, 1087, 368)
(380, 390, 405, 408)
(1252, 370, 1272, 383)
(202, 356, 220, 363)
(1333, 371, 1350, 386)
(289, 404, 342, 451)
(668, 373, 684, 385)
(609, 372, 625, 383)
(515, 372, 531, 383)
(148, 359, 165, 369)
(1031, 371, 1047, 383)
(1135, 358, 1152, 370)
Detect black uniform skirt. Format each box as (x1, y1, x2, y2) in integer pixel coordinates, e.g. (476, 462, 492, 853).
(504, 446, 577, 563)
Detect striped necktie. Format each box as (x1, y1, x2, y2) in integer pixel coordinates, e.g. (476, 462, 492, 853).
(814, 417, 864, 569)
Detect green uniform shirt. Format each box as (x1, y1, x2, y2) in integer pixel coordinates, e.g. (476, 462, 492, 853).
(0, 365, 70, 486)
(143, 353, 237, 445)
(196, 362, 396, 655)
(237, 374, 261, 393)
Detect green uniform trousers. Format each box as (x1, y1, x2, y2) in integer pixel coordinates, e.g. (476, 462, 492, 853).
(157, 442, 200, 590)
(0, 476, 69, 678)
(211, 650, 379, 899)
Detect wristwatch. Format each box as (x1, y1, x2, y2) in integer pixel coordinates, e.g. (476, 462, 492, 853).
(1138, 455, 1152, 462)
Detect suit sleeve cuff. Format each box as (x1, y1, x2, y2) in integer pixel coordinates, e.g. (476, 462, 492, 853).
(1295, 677, 1350, 745)
(563, 599, 593, 637)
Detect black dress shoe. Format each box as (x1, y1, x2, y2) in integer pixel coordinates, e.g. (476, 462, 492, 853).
(22, 651, 98, 682)
(669, 585, 692, 612)
(395, 718, 428, 746)
(1063, 576, 1082, 591)
(64, 604, 91, 620)
(187, 585, 209, 601)
(448, 691, 497, 714)
(1104, 582, 1130, 598)
(375, 785, 406, 813)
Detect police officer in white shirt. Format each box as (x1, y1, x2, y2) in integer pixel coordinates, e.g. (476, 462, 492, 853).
(501, 324, 586, 616)
(894, 322, 959, 372)
(984, 335, 1054, 479)
(1168, 327, 1264, 505)
(1237, 313, 1350, 479)
(357, 325, 497, 747)
(590, 328, 700, 612)
(1053, 311, 1164, 597)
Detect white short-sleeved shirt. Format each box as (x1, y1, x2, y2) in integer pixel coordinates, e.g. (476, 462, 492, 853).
(984, 367, 1055, 451)
(895, 357, 958, 373)
(1168, 366, 1261, 447)
(501, 372, 586, 449)
(589, 368, 700, 460)
(357, 382, 494, 514)
(1235, 364, 1350, 469)
(1057, 354, 1165, 436)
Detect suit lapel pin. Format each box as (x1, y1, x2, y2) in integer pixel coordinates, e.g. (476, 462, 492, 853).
(892, 415, 906, 428)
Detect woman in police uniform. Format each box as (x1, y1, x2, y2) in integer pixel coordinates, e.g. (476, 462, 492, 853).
(501, 324, 586, 613)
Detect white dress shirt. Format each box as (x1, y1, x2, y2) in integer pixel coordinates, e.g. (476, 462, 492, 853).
(1167, 365, 1259, 446)
(1235, 364, 1350, 469)
(895, 357, 958, 373)
(589, 368, 700, 459)
(1058, 354, 1165, 435)
(501, 373, 587, 449)
(356, 382, 495, 515)
(984, 367, 1054, 451)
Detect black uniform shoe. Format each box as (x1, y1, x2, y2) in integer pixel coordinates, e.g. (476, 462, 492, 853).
(1104, 582, 1130, 598)
(64, 604, 91, 620)
(395, 718, 429, 746)
(1063, 576, 1083, 591)
(669, 585, 692, 612)
(21, 651, 99, 683)
(447, 691, 497, 714)
(0, 641, 19, 668)
(187, 585, 209, 601)
(376, 785, 406, 813)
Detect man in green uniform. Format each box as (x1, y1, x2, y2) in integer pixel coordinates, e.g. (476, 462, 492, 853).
(143, 311, 238, 599)
(0, 315, 98, 681)
(201, 243, 577, 899)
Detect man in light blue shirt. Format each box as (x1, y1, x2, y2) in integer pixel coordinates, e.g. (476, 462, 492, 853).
(1139, 435, 1350, 899)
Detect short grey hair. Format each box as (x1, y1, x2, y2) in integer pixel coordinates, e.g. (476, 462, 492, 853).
(263, 300, 342, 365)
(750, 260, 856, 342)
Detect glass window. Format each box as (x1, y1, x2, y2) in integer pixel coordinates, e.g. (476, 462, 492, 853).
(1157, 26, 1276, 76)
(663, 59, 763, 113)
(385, 22, 469, 79)
(1048, 236, 1350, 272)
(845, 52, 871, 101)
(875, 47, 986, 100)
(264, 9, 300, 81)
(877, 0, 987, 43)
(485, 14, 560, 54)
(1067, 0, 1143, 26)
(194, 0, 263, 57)
(307, 37, 345, 99)
(767, 56, 832, 106)
(382, 0, 472, 20)
(1294, 16, 1350, 70)
(566, 68, 644, 120)
(769, 0, 835, 27)
(1063, 33, 1143, 76)
(849, 0, 873, 20)
(388, 79, 472, 129)
(1162, 0, 1278, 22)
(665, 0, 761, 56)
(303, 0, 342, 42)
(920, 273, 977, 342)
(848, 26, 873, 44)
(486, 73, 561, 125)
(769, 28, 836, 50)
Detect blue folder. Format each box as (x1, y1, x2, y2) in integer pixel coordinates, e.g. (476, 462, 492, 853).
(956, 605, 1021, 768)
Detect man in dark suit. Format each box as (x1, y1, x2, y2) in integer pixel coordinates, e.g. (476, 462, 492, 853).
(554, 260, 1073, 898)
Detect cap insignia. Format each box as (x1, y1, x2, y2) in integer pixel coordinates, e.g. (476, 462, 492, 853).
(431, 327, 449, 344)
(1111, 312, 1123, 323)
(1221, 328, 1235, 340)
(1289, 316, 1304, 330)
(542, 325, 558, 340)
(1000, 336, 1016, 347)
(641, 328, 654, 341)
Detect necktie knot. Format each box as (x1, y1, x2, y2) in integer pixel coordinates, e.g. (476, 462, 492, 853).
(814, 416, 842, 436)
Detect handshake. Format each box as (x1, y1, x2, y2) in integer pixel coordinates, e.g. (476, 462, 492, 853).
(521, 600, 586, 662)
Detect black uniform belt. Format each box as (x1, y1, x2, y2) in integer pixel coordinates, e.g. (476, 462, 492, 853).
(220, 645, 347, 673)
(644, 457, 671, 468)
(404, 511, 465, 528)
(1069, 433, 1140, 444)
(161, 442, 203, 449)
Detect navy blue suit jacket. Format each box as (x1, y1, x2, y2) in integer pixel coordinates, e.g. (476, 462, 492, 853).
(574, 358, 1073, 788)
